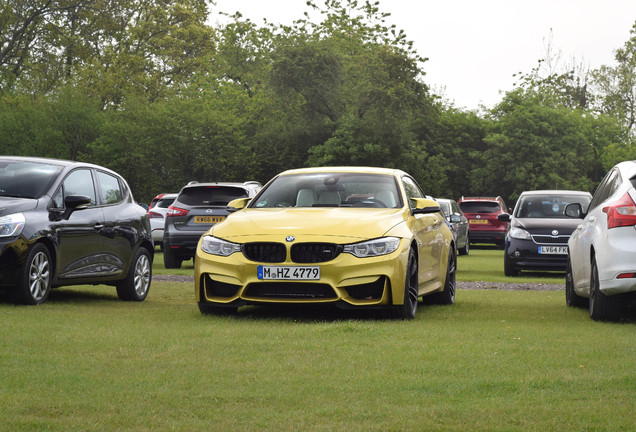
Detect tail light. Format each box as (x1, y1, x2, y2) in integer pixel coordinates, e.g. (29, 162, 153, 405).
(602, 192, 636, 229)
(147, 211, 163, 219)
(167, 206, 189, 217)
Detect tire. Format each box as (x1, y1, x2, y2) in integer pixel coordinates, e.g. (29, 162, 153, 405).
(116, 247, 152, 301)
(589, 257, 621, 321)
(198, 303, 238, 315)
(163, 249, 182, 269)
(430, 248, 457, 305)
(386, 248, 418, 320)
(565, 254, 587, 308)
(504, 254, 518, 277)
(14, 243, 52, 305)
(458, 236, 469, 255)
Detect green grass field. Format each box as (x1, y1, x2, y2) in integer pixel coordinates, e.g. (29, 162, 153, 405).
(457, 246, 565, 284)
(1, 248, 634, 431)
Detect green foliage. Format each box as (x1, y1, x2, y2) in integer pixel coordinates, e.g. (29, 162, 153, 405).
(0, 1, 634, 203)
(592, 22, 636, 133)
(475, 89, 625, 201)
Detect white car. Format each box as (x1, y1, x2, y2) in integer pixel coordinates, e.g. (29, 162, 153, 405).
(566, 161, 636, 321)
(148, 193, 177, 248)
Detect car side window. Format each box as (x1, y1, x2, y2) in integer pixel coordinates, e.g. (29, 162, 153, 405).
(96, 171, 123, 205)
(52, 169, 97, 208)
(402, 176, 424, 208)
(589, 169, 619, 210)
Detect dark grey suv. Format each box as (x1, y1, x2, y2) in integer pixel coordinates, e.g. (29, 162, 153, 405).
(0, 156, 153, 304)
(163, 181, 261, 268)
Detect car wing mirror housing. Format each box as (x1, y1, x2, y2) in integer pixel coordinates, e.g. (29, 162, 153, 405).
(564, 202, 584, 218)
(411, 198, 441, 215)
(498, 213, 511, 222)
(50, 195, 92, 221)
(227, 197, 250, 213)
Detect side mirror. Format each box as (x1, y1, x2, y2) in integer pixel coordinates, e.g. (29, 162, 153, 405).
(65, 195, 92, 209)
(411, 198, 441, 215)
(498, 213, 511, 222)
(52, 195, 91, 220)
(227, 197, 250, 213)
(564, 203, 584, 218)
(450, 214, 461, 223)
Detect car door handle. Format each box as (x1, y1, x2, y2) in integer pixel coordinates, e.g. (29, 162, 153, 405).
(588, 217, 596, 223)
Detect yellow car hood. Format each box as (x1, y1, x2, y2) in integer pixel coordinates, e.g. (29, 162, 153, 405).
(212, 208, 408, 242)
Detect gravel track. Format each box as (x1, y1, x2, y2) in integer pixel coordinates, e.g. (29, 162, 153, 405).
(153, 274, 563, 291)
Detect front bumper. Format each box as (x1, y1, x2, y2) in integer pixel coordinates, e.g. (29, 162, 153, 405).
(194, 239, 411, 309)
(505, 238, 567, 272)
(0, 235, 29, 286)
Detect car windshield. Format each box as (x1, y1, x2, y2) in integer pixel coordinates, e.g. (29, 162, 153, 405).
(251, 173, 402, 208)
(459, 201, 500, 213)
(179, 186, 248, 206)
(514, 194, 592, 218)
(0, 160, 62, 199)
(438, 201, 451, 216)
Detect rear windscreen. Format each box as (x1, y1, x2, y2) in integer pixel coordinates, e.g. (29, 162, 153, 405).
(459, 201, 501, 213)
(178, 186, 248, 206)
(156, 197, 176, 208)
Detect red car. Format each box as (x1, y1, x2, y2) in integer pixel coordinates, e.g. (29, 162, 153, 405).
(458, 196, 510, 247)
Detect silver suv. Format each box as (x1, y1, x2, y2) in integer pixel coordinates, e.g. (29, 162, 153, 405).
(163, 181, 261, 268)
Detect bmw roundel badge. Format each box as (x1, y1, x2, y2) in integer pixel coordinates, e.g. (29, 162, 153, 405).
(285, 236, 295, 242)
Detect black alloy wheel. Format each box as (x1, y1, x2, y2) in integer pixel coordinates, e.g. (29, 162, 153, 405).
(387, 248, 418, 320)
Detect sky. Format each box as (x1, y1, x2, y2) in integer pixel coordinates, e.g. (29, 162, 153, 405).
(211, 0, 636, 111)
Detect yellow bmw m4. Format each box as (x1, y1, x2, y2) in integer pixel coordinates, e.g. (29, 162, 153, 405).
(195, 167, 456, 319)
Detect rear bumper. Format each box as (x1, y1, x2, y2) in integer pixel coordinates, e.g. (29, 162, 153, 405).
(164, 231, 206, 259)
(469, 230, 506, 244)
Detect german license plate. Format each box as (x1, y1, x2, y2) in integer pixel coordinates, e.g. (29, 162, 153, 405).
(257, 266, 320, 280)
(469, 219, 488, 224)
(194, 216, 225, 224)
(538, 246, 567, 255)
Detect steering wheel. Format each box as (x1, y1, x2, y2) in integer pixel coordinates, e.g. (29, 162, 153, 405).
(359, 198, 387, 208)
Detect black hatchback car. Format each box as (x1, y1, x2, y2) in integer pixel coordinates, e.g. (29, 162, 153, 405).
(498, 190, 591, 276)
(0, 156, 153, 304)
(163, 181, 261, 268)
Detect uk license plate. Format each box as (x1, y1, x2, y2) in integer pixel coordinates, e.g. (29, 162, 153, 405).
(257, 266, 320, 280)
(538, 246, 567, 255)
(193, 216, 225, 224)
(469, 219, 488, 224)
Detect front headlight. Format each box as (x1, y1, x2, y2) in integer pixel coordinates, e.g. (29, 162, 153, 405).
(343, 237, 400, 258)
(509, 227, 532, 240)
(0, 213, 26, 237)
(200, 235, 241, 256)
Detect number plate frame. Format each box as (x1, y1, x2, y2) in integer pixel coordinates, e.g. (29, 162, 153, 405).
(469, 219, 488, 224)
(257, 266, 321, 280)
(538, 246, 568, 255)
(193, 216, 225, 224)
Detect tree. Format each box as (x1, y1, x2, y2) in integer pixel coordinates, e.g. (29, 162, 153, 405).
(476, 89, 625, 202)
(592, 21, 636, 133)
